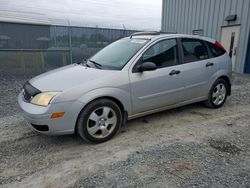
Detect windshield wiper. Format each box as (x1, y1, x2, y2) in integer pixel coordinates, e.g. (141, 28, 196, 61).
(88, 59, 103, 69)
(76, 60, 91, 68)
(84, 62, 91, 67)
(77, 62, 90, 67)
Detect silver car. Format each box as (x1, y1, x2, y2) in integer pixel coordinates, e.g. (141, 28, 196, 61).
(18, 32, 232, 143)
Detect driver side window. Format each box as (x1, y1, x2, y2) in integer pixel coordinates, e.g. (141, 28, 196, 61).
(142, 39, 178, 68)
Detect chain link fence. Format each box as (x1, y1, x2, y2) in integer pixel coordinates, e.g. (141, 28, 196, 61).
(0, 22, 137, 78)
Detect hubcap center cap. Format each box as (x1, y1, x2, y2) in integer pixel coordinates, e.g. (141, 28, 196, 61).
(99, 118, 106, 125)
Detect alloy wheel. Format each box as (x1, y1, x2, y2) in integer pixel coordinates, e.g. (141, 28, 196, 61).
(87, 106, 117, 139)
(212, 83, 226, 106)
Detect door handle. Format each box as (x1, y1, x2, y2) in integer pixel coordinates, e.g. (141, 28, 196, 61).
(206, 62, 214, 67)
(169, 70, 181, 75)
(233, 47, 237, 56)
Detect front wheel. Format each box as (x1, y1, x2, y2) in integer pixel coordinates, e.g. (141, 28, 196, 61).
(76, 99, 122, 143)
(204, 79, 229, 108)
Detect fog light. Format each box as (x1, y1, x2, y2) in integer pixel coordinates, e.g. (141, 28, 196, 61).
(51, 112, 65, 119)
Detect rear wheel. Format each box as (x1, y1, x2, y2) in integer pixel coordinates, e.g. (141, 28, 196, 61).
(205, 79, 228, 108)
(77, 99, 122, 143)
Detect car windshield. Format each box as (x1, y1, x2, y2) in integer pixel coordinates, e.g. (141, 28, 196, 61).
(88, 38, 149, 70)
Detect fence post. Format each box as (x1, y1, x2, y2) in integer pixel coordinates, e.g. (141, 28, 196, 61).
(67, 20, 73, 64)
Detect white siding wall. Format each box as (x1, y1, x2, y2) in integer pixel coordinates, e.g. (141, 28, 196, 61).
(162, 0, 250, 73)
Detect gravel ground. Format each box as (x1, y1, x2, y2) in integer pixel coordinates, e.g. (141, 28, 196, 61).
(0, 71, 33, 118)
(0, 73, 250, 187)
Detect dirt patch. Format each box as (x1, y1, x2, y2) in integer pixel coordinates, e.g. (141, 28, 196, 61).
(208, 138, 241, 154)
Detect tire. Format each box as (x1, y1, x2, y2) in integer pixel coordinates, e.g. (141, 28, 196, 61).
(76, 98, 122, 143)
(204, 78, 229, 108)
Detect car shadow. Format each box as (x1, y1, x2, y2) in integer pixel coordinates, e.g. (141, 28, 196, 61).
(125, 102, 206, 128)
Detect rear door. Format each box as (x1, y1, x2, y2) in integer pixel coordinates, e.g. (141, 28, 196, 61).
(178, 38, 217, 102)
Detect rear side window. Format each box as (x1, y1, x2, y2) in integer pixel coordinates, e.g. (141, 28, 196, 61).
(181, 38, 209, 63)
(206, 42, 226, 57)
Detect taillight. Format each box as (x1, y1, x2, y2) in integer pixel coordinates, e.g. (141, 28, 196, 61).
(215, 41, 226, 52)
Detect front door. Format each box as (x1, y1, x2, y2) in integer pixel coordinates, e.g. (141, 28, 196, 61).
(220, 26, 240, 70)
(129, 38, 185, 114)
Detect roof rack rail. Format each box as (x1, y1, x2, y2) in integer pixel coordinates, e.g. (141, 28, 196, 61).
(130, 31, 160, 38)
(129, 31, 177, 38)
(160, 31, 177, 34)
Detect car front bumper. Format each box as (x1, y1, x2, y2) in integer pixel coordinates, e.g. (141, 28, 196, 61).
(17, 91, 85, 135)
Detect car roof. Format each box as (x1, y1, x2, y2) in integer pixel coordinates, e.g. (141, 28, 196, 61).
(131, 33, 216, 44)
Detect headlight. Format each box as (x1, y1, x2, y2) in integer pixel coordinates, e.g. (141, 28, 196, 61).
(31, 92, 59, 106)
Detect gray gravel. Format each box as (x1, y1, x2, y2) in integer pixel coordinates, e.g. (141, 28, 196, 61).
(0, 73, 250, 187)
(72, 122, 250, 188)
(0, 73, 32, 118)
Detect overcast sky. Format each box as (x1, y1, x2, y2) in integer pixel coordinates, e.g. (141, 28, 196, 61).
(0, 0, 162, 30)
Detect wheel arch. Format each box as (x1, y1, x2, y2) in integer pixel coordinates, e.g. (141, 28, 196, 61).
(217, 75, 231, 96)
(94, 96, 125, 113)
(75, 96, 127, 133)
(75, 88, 131, 132)
(209, 68, 232, 96)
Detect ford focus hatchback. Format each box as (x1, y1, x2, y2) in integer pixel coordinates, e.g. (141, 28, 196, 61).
(18, 32, 232, 143)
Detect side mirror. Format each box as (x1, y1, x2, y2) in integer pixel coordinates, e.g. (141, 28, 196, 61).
(138, 62, 157, 72)
(82, 58, 87, 64)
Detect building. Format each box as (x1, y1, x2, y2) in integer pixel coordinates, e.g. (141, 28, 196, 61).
(161, 0, 250, 73)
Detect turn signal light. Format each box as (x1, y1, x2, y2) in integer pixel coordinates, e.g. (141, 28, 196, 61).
(51, 112, 65, 119)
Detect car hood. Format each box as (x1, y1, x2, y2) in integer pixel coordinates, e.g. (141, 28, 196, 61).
(29, 64, 118, 91)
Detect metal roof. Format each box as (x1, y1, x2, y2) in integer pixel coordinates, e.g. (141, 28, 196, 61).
(0, 10, 125, 29)
(0, 10, 152, 30)
(0, 0, 161, 30)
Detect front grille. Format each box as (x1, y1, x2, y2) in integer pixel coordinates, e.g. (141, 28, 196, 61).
(23, 89, 31, 101)
(23, 82, 41, 102)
